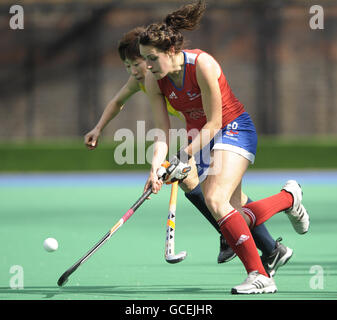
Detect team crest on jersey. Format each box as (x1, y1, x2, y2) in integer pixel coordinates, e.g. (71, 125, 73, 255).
(169, 91, 178, 99)
(186, 109, 205, 120)
(186, 91, 201, 101)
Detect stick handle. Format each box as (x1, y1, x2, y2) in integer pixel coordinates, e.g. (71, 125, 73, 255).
(110, 186, 153, 234)
(169, 181, 178, 211)
(122, 187, 153, 222)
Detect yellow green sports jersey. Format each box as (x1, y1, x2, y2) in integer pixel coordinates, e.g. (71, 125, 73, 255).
(138, 82, 183, 120)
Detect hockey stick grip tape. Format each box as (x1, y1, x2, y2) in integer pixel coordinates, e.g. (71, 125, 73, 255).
(122, 209, 134, 223)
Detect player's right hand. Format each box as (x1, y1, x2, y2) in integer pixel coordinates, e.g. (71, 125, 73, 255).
(144, 170, 163, 198)
(84, 128, 100, 150)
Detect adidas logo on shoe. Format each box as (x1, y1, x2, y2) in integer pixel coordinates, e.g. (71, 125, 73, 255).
(235, 234, 250, 246)
(231, 271, 277, 294)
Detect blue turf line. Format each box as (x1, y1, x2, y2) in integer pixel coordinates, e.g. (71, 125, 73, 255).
(0, 170, 336, 187)
(0, 172, 148, 187)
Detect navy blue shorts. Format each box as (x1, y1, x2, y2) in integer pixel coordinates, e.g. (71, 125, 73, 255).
(193, 112, 257, 183)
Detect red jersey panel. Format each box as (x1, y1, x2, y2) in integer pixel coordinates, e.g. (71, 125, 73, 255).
(157, 49, 245, 133)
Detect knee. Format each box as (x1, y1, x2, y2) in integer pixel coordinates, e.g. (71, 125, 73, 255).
(204, 193, 231, 220)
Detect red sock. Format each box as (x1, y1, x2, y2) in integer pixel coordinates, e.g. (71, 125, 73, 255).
(243, 190, 293, 227)
(218, 210, 268, 277)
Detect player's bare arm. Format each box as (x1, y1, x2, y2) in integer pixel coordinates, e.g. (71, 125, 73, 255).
(143, 72, 171, 194)
(84, 76, 141, 149)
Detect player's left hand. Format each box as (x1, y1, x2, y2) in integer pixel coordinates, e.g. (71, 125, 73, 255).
(163, 155, 191, 184)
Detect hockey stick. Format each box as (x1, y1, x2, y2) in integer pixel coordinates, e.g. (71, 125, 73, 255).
(57, 184, 154, 287)
(165, 181, 187, 263)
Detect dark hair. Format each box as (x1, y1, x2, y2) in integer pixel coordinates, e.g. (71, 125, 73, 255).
(139, 0, 206, 53)
(118, 26, 145, 61)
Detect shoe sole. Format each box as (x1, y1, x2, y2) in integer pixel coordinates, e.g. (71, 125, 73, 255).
(269, 248, 294, 277)
(231, 285, 277, 294)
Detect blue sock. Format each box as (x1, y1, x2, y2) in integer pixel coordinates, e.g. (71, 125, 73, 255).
(184, 184, 221, 234)
(247, 197, 277, 255)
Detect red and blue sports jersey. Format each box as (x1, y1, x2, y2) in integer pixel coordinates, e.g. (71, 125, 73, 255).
(157, 49, 245, 133)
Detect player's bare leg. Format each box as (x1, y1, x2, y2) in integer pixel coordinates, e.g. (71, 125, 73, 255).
(201, 150, 277, 294)
(180, 158, 237, 262)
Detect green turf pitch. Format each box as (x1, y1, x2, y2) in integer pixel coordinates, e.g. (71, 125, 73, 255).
(0, 172, 336, 300)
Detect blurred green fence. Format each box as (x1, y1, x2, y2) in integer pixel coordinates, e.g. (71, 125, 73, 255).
(1, 137, 336, 172)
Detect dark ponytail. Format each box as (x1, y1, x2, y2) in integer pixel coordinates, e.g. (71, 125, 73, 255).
(164, 0, 206, 31)
(139, 1, 206, 53)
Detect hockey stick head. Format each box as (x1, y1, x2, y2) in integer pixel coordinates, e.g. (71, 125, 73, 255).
(165, 250, 187, 264)
(57, 271, 70, 287)
(57, 261, 81, 287)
